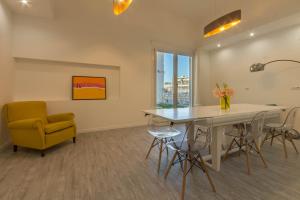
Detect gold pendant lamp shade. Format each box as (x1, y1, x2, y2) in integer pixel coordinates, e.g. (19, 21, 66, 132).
(204, 10, 241, 38)
(113, 0, 133, 16)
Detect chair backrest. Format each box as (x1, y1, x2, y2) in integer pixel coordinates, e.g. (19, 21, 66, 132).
(3, 101, 48, 125)
(283, 107, 300, 130)
(193, 118, 213, 150)
(247, 111, 266, 139)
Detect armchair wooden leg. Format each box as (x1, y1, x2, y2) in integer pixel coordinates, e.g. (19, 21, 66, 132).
(41, 151, 45, 157)
(73, 137, 76, 143)
(13, 145, 18, 152)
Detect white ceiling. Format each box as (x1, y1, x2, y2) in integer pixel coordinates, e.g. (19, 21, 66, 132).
(5, 0, 54, 19)
(5, 0, 300, 47)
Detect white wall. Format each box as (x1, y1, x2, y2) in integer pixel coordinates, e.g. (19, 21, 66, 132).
(195, 49, 211, 106)
(0, 0, 13, 144)
(209, 24, 300, 106)
(11, 1, 197, 133)
(13, 58, 122, 132)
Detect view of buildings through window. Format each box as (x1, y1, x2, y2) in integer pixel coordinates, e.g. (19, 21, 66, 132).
(156, 51, 192, 108)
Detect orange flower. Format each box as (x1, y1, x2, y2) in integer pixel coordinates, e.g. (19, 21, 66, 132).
(225, 88, 234, 97)
(213, 83, 234, 98)
(213, 88, 225, 98)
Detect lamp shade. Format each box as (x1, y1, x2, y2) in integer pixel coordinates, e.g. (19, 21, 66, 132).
(204, 10, 241, 38)
(250, 63, 265, 72)
(113, 0, 133, 16)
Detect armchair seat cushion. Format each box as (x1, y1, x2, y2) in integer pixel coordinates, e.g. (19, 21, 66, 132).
(45, 121, 74, 134)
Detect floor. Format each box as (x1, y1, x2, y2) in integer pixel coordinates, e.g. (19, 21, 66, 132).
(0, 126, 300, 200)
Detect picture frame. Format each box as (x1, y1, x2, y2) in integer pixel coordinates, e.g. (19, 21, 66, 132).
(72, 76, 107, 100)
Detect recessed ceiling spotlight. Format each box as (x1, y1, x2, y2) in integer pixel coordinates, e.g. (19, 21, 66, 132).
(19, 0, 31, 7)
(250, 32, 255, 37)
(217, 43, 221, 48)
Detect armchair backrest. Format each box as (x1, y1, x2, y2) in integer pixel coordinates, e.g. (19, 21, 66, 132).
(3, 101, 48, 125)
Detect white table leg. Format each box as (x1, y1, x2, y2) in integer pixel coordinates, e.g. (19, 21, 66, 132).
(211, 126, 225, 171)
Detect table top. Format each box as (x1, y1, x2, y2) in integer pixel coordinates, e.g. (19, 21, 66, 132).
(144, 104, 286, 123)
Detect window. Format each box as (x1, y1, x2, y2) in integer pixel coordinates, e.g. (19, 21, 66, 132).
(156, 51, 192, 108)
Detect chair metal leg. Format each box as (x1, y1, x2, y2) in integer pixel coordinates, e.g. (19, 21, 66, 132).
(181, 155, 188, 200)
(223, 138, 235, 160)
(157, 139, 164, 174)
(13, 145, 18, 152)
(164, 151, 178, 179)
(282, 133, 288, 159)
(198, 154, 216, 192)
(145, 138, 156, 159)
(245, 142, 251, 175)
(254, 141, 267, 168)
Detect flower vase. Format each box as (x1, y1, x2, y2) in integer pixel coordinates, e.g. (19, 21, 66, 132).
(220, 96, 230, 111)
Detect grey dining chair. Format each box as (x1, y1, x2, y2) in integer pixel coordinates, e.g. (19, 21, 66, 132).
(223, 111, 268, 175)
(263, 107, 300, 158)
(164, 118, 216, 200)
(145, 115, 182, 173)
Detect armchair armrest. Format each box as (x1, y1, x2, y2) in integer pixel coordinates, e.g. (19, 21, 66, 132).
(47, 113, 75, 123)
(8, 118, 44, 129)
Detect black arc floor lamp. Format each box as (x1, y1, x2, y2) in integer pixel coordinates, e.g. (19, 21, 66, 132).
(249, 59, 300, 139)
(250, 60, 300, 72)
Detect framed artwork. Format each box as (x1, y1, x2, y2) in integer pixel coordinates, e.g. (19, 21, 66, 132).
(72, 76, 106, 100)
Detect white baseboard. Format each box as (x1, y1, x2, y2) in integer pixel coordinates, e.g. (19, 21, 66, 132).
(77, 122, 147, 134)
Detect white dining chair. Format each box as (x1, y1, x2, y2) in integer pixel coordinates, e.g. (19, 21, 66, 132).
(264, 107, 300, 158)
(223, 111, 268, 175)
(145, 115, 182, 173)
(164, 118, 216, 200)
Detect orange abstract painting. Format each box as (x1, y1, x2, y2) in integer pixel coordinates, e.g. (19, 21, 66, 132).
(72, 76, 106, 100)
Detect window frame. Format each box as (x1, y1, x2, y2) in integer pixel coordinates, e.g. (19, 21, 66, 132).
(154, 49, 194, 108)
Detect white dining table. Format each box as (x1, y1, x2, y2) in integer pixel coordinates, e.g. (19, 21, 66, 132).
(143, 104, 285, 172)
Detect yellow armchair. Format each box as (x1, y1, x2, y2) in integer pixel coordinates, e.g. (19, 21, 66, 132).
(2, 101, 76, 156)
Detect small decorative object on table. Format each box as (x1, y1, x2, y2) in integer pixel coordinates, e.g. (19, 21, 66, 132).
(213, 83, 234, 111)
